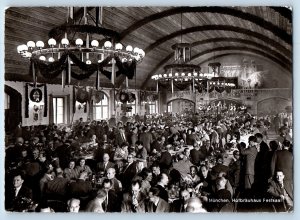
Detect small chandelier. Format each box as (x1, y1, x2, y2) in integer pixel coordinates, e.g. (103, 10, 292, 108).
(151, 43, 207, 93)
(17, 7, 145, 89)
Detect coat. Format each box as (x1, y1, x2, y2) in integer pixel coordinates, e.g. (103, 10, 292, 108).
(121, 191, 146, 213)
(271, 149, 293, 181)
(5, 185, 33, 211)
(139, 132, 153, 153)
(240, 146, 258, 175)
(96, 161, 115, 173)
(146, 198, 170, 213)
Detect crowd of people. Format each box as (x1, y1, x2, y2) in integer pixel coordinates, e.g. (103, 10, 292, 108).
(5, 111, 293, 213)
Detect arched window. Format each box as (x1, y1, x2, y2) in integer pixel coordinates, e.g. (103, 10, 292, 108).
(93, 93, 109, 120)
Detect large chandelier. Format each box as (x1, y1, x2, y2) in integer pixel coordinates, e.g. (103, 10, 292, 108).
(16, 7, 145, 88)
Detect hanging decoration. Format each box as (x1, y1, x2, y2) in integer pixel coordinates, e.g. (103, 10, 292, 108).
(118, 90, 136, 104)
(25, 83, 48, 118)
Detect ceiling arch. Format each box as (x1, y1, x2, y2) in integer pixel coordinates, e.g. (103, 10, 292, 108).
(143, 25, 291, 56)
(119, 6, 291, 44)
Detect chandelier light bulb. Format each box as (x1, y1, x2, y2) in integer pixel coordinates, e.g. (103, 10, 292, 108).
(175, 72, 179, 76)
(61, 38, 69, 47)
(27, 41, 35, 49)
(115, 43, 123, 50)
(86, 60, 92, 65)
(91, 40, 99, 47)
(139, 49, 145, 57)
(163, 74, 167, 78)
(193, 72, 198, 77)
(36, 41, 45, 48)
(104, 41, 112, 48)
(133, 47, 140, 54)
(39, 56, 46, 61)
(17, 45, 24, 53)
(126, 45, 133, 52)
(168, 73, 173, 77)
(48, 38, 57, 47)
(188, 73, 192, 77)
(181, 73, 185, 76)
(158, 74, 162, 78)
(122, 58, 128, 63)
(75, 38, 84, 47)
(48, 57, 55, 62)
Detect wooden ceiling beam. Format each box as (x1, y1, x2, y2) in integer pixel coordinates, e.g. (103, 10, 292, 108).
(119, 6, 292, 45)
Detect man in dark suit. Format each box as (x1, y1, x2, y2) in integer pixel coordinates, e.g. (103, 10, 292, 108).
(240, 136, 258, 190)
(139, 126, 153, 153)
(120, 153, 137, 191)
(155, 173, 169, 202)
(68, 171, 93, 199)
(271, 140, 293, 182)
(96, 153, 115, 174)
(45, 168, 69, 200)
(146, 187, 169, 212)
(267, 170, 293, 211)
(159, 144, 172, 171)
(5, 172, 33, 211)
(115, 127, 128, 147)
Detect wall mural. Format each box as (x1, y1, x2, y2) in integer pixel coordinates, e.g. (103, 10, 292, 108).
(220, 58, 267, 88)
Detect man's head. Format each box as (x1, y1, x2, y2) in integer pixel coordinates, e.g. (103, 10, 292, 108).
(158, 173, 169, 187)
(15, 137, 24, 146)
(67, 198, 80, 212)
(103, 153, 110, 162)
(180, 189, 190, 202)
(248, 136, 257, 147)
(131, 180, 141, 196)
(106, 168, 116, 180)
(79, 158, 85, 167)
(127, 153, 135, 163)
(276, 170, 285, 184)
(216, 177, 227, 190)
(102, 178, 112, 192)
(233, 150, 240, 160)
(69, 160, 75, 169)
(186, 197, 206, 213)
(152, 164, 160, 176)
(282, 140, 291, 149)
(13, 173, 24, 188)
(255, 133, 263, 143)
(200, 165, 208, 178)
(148, 187, 160, 203)
(190, 166, 198, 177)
(32, 148, 39, 159)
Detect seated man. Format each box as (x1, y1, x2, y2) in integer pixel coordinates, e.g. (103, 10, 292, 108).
(5, 172, 33, 212)
(67, 198, 80, 212)
(267, 170, 293, 212)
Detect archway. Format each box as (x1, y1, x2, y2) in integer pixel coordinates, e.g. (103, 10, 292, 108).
(257, 97, 291, 116)
(167, 98, 195, 114)
(5, 85, 22, 134)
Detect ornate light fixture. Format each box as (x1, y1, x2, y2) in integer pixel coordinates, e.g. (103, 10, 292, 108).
(17, 7, 145, 89)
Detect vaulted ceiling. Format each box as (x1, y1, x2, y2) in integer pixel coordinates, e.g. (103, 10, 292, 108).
(5, 6, 292, 89)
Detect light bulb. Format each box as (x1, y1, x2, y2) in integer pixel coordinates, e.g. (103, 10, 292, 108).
(175, 72, 179, 76)
(48, 38, 57, 47)
(48, 57, 55, 62)
(122, 58, 127, 63)
(163, 74, 167, 78)
(61, 38, 69, 47)
(181, 73, 185, 76)
(139, 49, 145, 57)
(158, 74, 162, 78)
(133, 47, 140, 54)
(39, 56, 46, 61)
(17, 45, 23, 53)
(115, 43, 123, 50)
(126, 45, 133, 52)
(104, 41, 112, 48)
(86, 60, 92, 65)
(193, 72, 198, 76)
(188, 73, 192, 77)
(91, 40, 99, 47)
(36, 41, 44, 48)
(27, 41, 35, 49)
(75, 38, 83, 47)
(168, 73, 172, 77)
